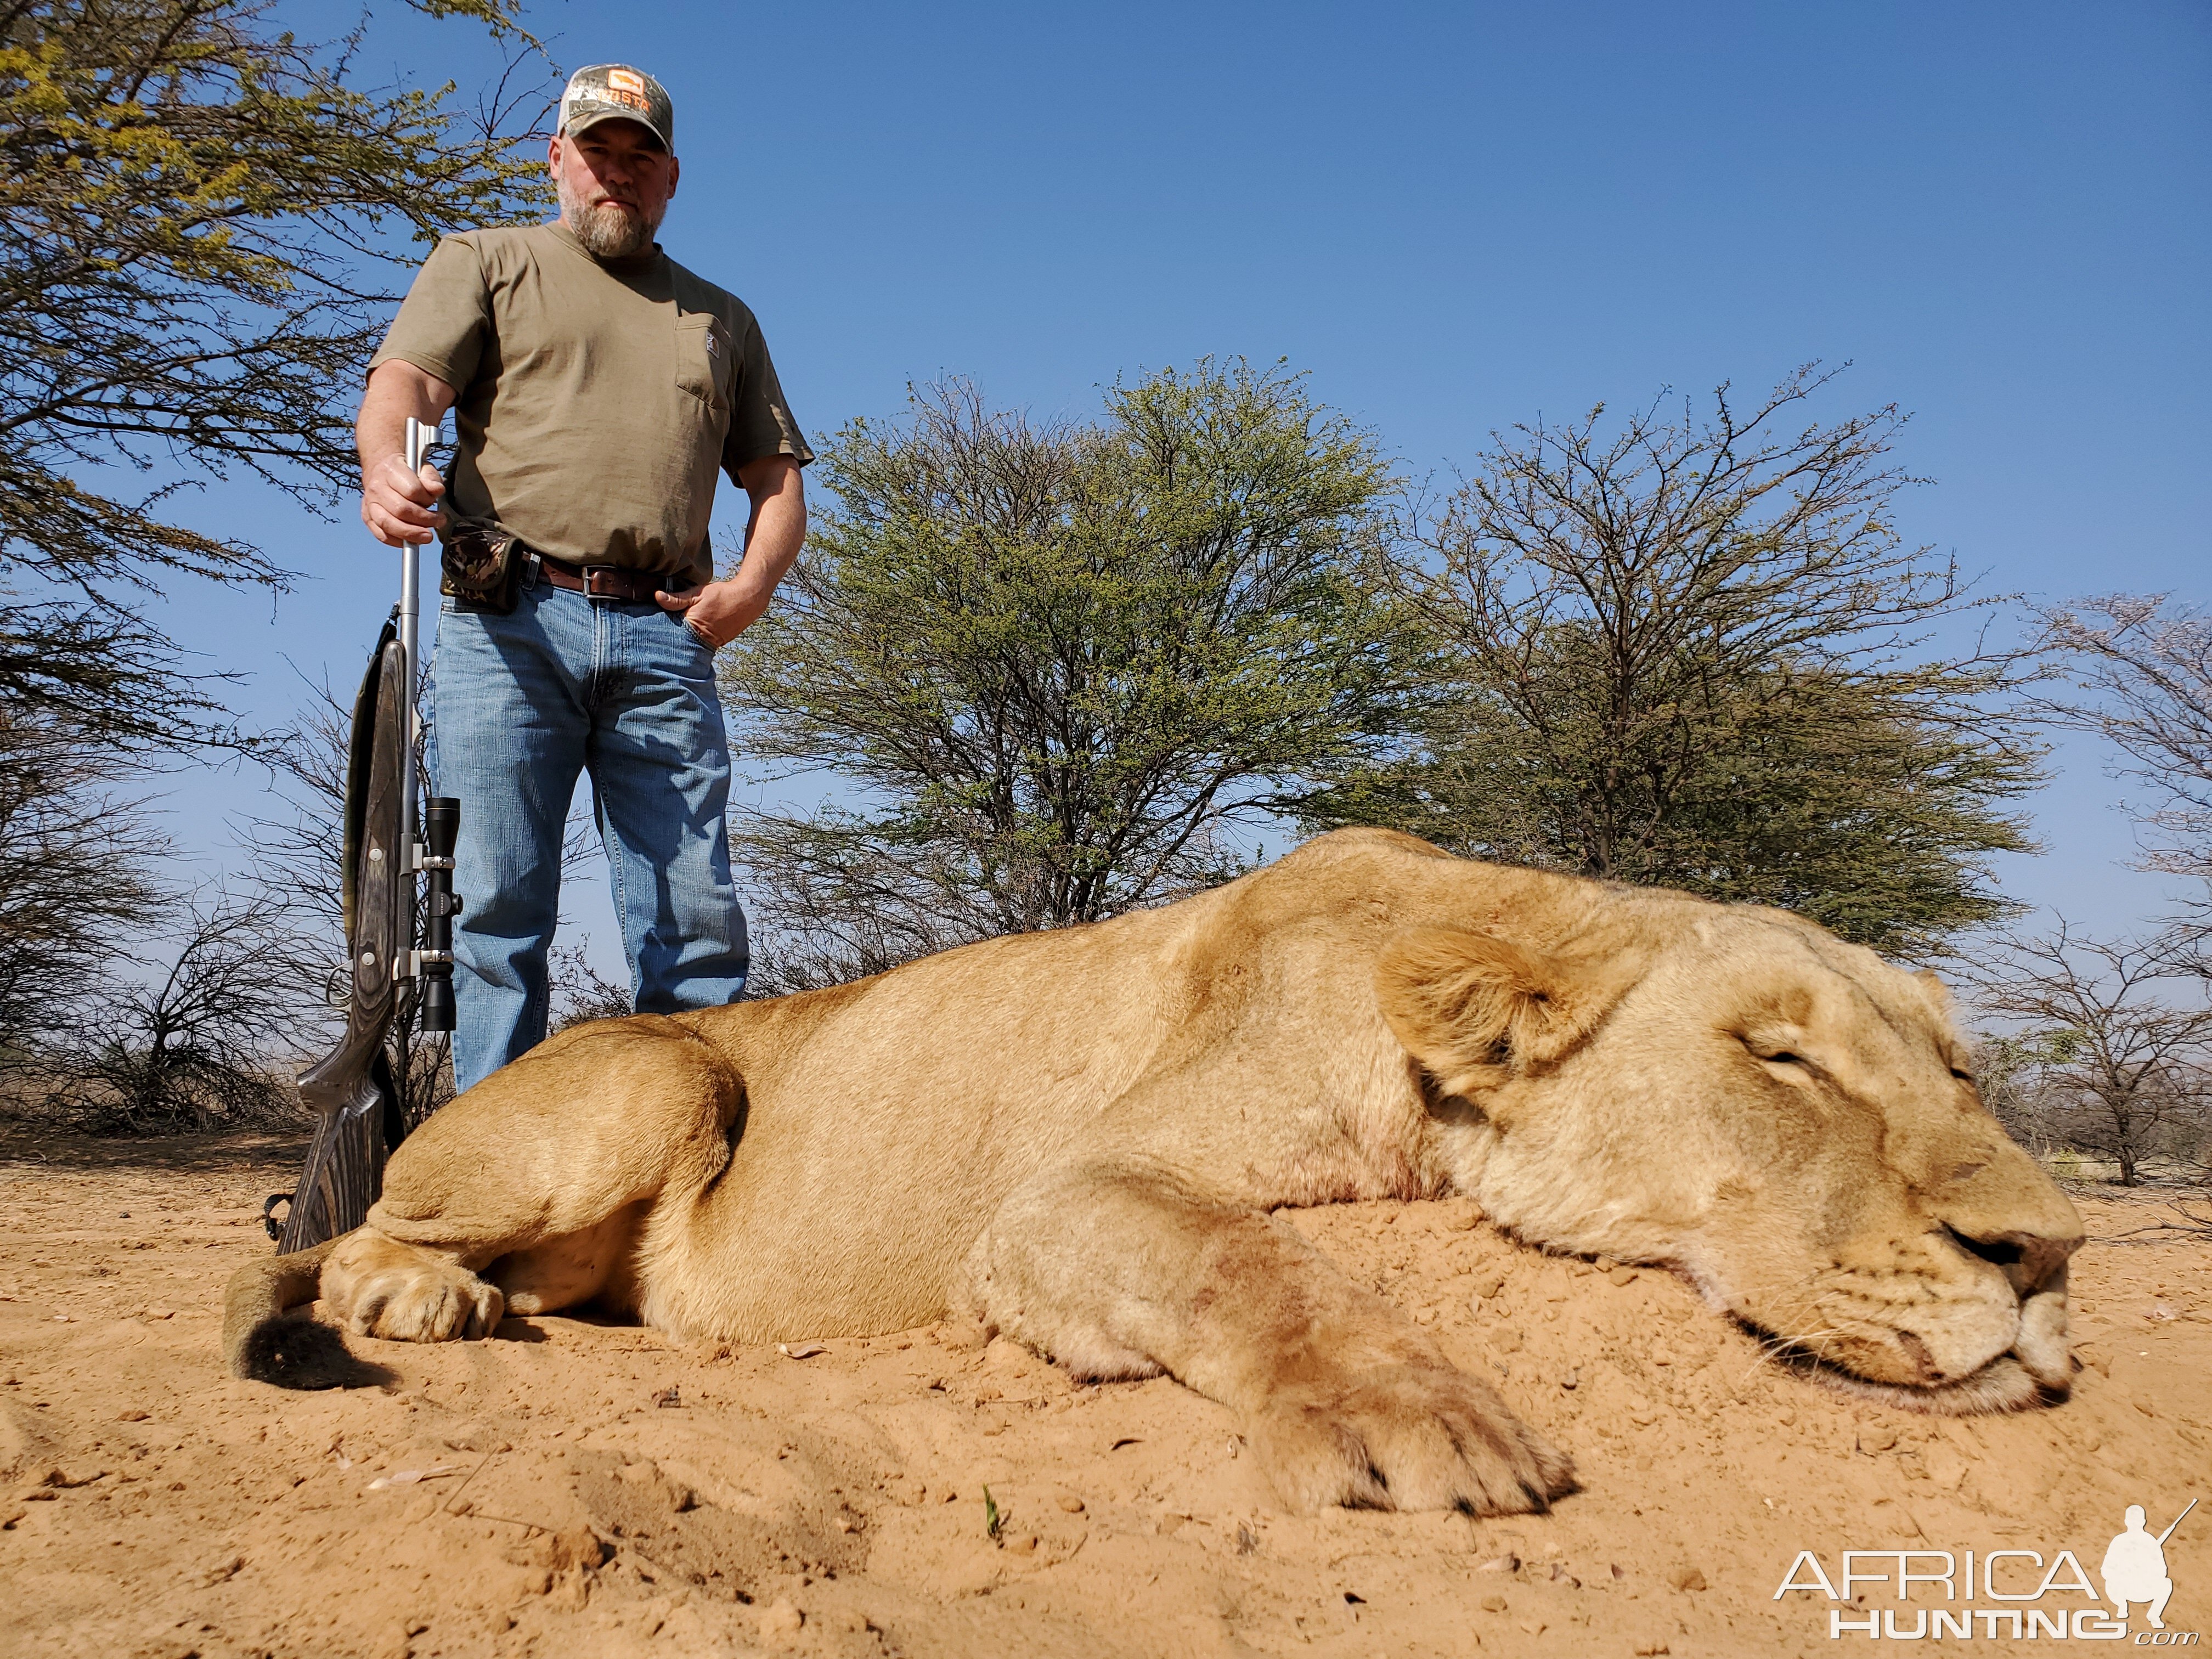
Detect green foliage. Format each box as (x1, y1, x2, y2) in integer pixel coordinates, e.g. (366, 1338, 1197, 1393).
(983, 1486, 1002, 1542)
(721, 362, 1404, 987)
(1306, 366, 2041, 957)
(0, 0, 546, 1103)
(1, 0, 552, 740)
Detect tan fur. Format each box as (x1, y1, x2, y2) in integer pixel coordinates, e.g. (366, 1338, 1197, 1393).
(227, 828, 2083, 1514)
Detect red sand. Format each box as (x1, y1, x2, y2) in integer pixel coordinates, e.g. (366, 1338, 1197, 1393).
(3, 1131, 2207, 1657)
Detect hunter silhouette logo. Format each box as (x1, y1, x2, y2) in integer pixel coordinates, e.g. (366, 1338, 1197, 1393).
(2106, 1502, 2193, 1631)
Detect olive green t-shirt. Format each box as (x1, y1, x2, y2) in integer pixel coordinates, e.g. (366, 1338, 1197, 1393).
(368, 222, 811, 589)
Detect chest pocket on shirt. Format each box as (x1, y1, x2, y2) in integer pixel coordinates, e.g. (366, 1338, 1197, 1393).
(674, 314, 733, 415)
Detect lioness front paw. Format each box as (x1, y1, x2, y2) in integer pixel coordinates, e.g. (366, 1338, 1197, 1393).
(322, 1229, 504, 1343)
(1248, 1361, 1574, 1515)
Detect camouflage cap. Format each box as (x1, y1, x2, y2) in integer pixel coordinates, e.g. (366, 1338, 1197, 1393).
(558, 64, 674, 152)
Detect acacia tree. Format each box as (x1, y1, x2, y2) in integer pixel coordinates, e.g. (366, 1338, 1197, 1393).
(64, 885, 306, 1132)
(719, 362, 1405, 990)
(1, 0, 550, 740)
(2032, 595, 2212, 904)
(0, 710, 168, 1080)
(1956, 602, 2212, 1197)
(1, 0, 551, 1102)
(1305, 366, 2042, 957)
(1959, 926, 2212, 1187)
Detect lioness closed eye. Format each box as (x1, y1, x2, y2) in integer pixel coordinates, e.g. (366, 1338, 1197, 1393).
(225, 828, 2080, 1516)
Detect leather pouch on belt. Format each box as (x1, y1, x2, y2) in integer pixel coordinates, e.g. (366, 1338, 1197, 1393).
(439, 517, 523, 614)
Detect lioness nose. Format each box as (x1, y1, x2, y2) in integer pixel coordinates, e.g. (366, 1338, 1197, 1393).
(1944, 1226, 2080, 1297)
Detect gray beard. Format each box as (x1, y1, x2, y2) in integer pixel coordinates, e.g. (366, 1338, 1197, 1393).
(558, 177, 661, 258)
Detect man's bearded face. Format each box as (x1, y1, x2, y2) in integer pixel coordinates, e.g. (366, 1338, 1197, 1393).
(558, 168, 664, 258)
(551, 121, 676, 259)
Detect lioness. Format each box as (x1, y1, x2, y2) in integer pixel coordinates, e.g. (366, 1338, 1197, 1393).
(225, 829, 2081, 1516)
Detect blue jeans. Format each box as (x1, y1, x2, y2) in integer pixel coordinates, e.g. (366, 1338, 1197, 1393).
(426, 568, 748, 1092)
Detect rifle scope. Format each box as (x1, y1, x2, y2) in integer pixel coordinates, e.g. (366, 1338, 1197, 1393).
(420, 795, 461, 1032)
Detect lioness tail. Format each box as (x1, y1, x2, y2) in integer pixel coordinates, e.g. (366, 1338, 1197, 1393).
(222, 1238, 364, 1388)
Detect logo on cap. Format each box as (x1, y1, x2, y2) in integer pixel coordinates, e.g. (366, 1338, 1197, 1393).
(560, 64, 674, 150)
(603, 67, 648, 111)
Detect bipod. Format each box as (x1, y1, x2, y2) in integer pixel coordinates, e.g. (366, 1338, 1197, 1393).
(266, 417, 462, 1252)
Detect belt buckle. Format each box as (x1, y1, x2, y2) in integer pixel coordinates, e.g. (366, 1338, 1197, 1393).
(582, 565, 620, 600)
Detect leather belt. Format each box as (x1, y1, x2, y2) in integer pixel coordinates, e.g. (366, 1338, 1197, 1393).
(537, 554, 674, 603)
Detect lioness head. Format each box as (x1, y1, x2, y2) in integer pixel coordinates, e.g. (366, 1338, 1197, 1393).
(1377, 904, 2083, 1413)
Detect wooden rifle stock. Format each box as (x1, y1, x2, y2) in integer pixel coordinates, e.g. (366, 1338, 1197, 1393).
(266, 623, 409, 1252)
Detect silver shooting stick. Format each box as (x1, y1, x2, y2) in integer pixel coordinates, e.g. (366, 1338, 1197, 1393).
(398, 415, 431, 871)
(397, 416, 459, 1028)
(264, 416, 455, 1251)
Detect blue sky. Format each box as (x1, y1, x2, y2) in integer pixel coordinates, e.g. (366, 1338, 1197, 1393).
(148, 0, 2211, 966)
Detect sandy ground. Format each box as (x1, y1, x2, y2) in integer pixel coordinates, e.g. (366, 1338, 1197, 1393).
(2, 1130, 2208, 1659)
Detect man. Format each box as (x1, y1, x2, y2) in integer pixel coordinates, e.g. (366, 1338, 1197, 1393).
(356, 63, 809, 1092)
(2101, 1504, 2178, 1629)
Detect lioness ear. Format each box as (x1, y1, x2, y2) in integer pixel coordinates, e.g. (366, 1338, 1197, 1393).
(1375, 926, 1634, 1098)
(1913, 968, 1956, 1022)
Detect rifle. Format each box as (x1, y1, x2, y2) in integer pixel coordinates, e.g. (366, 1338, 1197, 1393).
(2158, 1498, 2197, 1545)
(264, 416, 461, 1252)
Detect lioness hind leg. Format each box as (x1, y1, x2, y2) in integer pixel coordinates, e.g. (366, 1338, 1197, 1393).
(323, 1228, 503, 1342)
(969, 1161, 1573, 1517)
(358, 1015, 740, 1316)
(372, 1015, 737, 1239)
(225, 1019, 735, 1381)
